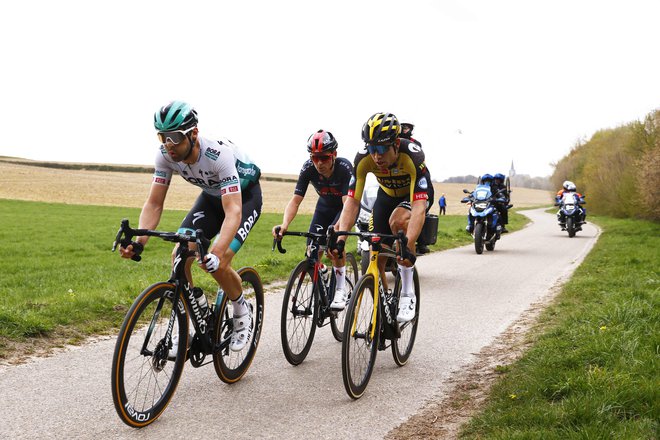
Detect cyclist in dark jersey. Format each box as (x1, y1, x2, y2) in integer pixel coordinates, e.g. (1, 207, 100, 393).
(118, 101, 261, 353)
(272, 129, 354, 310)
(331, 112, 433, 322)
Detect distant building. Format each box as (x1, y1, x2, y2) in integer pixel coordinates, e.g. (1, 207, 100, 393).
(509, 160, 516, 177)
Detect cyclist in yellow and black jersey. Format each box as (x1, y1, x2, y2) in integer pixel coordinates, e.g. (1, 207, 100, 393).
(331, 112, 433, 323)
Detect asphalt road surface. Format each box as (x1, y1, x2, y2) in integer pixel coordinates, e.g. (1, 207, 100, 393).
(0, 209, 599, 439)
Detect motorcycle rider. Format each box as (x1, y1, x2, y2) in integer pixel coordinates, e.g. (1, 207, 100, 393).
(466, 174, 495, 233)
(556, 180, 586, 229)
(491, 173, 510, 233)
(272, 129, 354, 310)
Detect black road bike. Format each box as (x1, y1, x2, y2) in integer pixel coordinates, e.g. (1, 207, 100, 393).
(273, 228, 358, 365)
(329, 228, 421, 399)
(110, 219, 264, 428)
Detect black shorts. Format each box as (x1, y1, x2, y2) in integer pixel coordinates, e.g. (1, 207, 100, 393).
(308, 197, 342, 247)
(370, 187, 433, 246)
(179, 183, 263, 254)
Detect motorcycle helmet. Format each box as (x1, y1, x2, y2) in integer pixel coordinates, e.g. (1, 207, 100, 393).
(481, 174, 493, 183)
(154, 101, 198, 131)
(494, 173, 505, 181)
(361, 112, 401, 146)
(307, 129, 338, 153)
(563, 180, 576, 191)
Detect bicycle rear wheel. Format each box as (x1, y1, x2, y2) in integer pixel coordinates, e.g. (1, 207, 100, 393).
(111, 282, 187, 428)
(281, 260, 318, 365)
(213, 267, 264, 383)
(341, 274, 379, 399)
(392, 268, 421, 366)
(330, 252, 359, 342)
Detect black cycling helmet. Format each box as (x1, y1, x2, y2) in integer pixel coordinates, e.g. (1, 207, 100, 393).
(154, 101, 198, 131)
(307, 129, 338, 153)
(361, 112, 401, 146)
(400, 122, 415, 139)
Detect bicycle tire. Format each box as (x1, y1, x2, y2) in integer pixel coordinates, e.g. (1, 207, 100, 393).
(213, 267, 265, 383)
(330, 252, 359, 342)
(392, 268, 421, 366)
(111, 282, 187, 428)
(281, 260, 318, 365)
(341, 274, 379, 399)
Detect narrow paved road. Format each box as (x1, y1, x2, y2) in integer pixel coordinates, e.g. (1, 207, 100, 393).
(0, 209, 599, 439)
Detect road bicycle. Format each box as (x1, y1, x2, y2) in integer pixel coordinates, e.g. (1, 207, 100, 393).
(273, 228, 358, 365)
(329, 227, 420, 399)
(110, 219, 264, 428)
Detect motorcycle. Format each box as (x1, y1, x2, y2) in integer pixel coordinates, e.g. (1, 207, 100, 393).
(461, 185, 506, 254)
(555, 192, 586, 238)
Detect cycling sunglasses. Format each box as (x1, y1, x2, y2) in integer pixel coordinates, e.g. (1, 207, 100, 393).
(366, 143, 393, 155)
(157, 126, 195, 145)
(311, 154, 333, 163)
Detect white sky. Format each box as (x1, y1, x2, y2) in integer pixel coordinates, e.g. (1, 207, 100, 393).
(1, 0, 658, 179)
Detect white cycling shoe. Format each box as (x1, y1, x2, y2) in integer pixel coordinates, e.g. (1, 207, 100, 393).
(168, 326, 194, 359)
(230, 305, 253, 352)
(397, 296, 416, 323)
(330, 288, 348, 311)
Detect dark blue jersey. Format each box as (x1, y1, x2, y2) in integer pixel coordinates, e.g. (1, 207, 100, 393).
(294, 157, 354, 207)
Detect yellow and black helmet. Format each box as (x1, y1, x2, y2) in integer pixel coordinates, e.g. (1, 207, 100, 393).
(361, 112, 401, 146)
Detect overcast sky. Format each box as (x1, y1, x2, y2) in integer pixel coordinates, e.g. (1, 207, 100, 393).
(1, 0, 658, 179)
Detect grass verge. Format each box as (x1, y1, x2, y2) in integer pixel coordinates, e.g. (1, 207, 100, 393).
(459, 215, 659, 439)
(0, 198, 530, 359)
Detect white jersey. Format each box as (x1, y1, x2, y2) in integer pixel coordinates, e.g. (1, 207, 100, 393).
(153, 136, 260, 198)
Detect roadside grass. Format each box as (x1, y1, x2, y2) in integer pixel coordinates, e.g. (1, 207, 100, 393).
(0, 199, 530, 357)
(460, 216, 660, 439)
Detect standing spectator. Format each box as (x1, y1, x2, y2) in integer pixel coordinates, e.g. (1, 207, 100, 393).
(439, 193, 447, 215)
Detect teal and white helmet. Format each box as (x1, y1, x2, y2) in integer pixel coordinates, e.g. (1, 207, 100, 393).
(154, 101, 198, 131)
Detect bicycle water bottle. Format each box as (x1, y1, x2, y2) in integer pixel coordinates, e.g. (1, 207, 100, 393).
(192, 287, 209, 319)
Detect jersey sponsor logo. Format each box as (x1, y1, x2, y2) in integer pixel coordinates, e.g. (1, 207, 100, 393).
(228, 185, 239, 192)
(414, 192, 428, 201)
(408, 143, 422, 153)
(154, 170, 167, 178)
(236, 161, 258, 177)
(349, 175, 356, 187)
(192, 211, 205, 225)
(348, 189, 356, 198)
(219, 175, 240, 188)
(153, 177, 169, 185)
(418, 177, 428, 189)
(204, 148, 220, 161)
(237, 209, 260, 241)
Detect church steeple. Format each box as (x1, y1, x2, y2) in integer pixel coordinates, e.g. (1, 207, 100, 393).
(509, 160, 516, 177)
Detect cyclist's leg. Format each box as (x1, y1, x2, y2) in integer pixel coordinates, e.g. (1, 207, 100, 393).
(388, 201, 418, 323)
(371, 191, 400, 291)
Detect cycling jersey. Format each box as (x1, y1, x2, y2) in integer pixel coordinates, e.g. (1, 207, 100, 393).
(294, 157, 353, 208)
(348, 138, 430, 202)
(153, 136, 260, 197)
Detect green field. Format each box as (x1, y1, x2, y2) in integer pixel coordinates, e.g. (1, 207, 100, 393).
(460, 216, 659, 439)
(0, 198, 526, 357)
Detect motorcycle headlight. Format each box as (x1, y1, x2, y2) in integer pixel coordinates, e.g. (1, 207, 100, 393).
(564, 204, 575, 210)
(474, 202, 488, 210)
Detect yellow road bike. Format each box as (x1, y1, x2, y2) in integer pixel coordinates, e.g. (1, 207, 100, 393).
(329, 228, 420, 399)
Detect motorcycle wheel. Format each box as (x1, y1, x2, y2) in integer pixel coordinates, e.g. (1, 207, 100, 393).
(474, 223, 485, 254)
(567, 217, 576, 238)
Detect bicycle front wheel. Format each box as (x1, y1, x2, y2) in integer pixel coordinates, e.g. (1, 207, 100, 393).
(111, 282, 187, 428)
(392, 268, 421, 366)
(341, 274, 379, 399)
(213, 267, 264, 383)
(281, 260, 318, 365)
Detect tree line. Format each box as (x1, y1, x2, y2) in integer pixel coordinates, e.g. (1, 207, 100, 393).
(442, 174, 552, 190)
(551, 109, 659, 220)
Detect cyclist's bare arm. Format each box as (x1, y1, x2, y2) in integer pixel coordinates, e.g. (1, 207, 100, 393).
(406, 199, 426, 252)
(210, 191, 242, 259)
(119, 183, 168, 259)
(272, 194, 304, 238)
(336, 197, 360, 238)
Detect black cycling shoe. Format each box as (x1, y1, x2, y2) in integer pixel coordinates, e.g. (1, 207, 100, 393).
(416, 244, 430, 255)
(501, 227, 509, 233)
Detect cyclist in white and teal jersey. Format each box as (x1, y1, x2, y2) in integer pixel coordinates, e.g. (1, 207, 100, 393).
(119, 101, 261, 352)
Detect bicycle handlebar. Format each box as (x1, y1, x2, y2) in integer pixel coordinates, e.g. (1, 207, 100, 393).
(271, 226, 326, 254)
(112, 219, 211, 263)
(327, 226, 416, 265)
